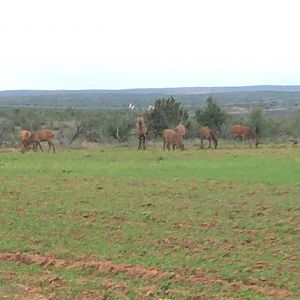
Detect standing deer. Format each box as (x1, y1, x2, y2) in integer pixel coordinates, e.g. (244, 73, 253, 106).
(175, 123, 187, 139)
(162, 129, 184, 151)
(136, 117, 147, 150)
(231, 125, 259, 148)
(200, 127, 218, 149)
(22, 130, 55, 153)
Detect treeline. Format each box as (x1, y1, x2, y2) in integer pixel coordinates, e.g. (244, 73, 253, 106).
(0, 96, 300, 148)
(0, 107, 136, 147)
(1, 88, 300, 112)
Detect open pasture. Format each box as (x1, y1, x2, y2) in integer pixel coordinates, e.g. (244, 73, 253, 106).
(0, 146, 300, 299)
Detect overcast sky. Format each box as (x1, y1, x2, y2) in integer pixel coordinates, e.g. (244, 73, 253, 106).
(1, 0, 300, 90)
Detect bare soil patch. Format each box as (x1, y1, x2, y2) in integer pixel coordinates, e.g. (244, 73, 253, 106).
(0, 252, 293, 298)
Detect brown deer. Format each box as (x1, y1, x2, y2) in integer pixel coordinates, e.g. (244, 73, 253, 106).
(200, 127, 218, 149)
(22, 130, 55, 153)
(19, 130, 31, 145)
(231, 125, 259, 148)
(19, 130, 30, 150)
(175, 123, 187, 139)
(19, 130, 40, 152)
(162, 129, 184, 151)
(136, 117, 147, 150)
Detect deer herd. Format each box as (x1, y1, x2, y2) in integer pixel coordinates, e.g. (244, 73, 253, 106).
(135, 115, 259, 152)
(18, 118, 259, 154)
(161, 123, 258, 152)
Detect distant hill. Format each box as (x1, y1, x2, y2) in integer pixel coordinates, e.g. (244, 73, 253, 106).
(2, 85, 300, 96)
(1, 85, 300, 112)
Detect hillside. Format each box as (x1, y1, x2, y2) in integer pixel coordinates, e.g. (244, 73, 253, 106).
(1, 85, 300, 112)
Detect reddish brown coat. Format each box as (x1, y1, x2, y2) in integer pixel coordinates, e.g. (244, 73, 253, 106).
(175, 124, 186, 138)
(136, 117, 147, 136)
(231, 125, 259, 148)
(136, 117, 147, 150)
(19, 130, 30, 145)
(162, 129, 184, 151)
(19, 130, 35, 152)
(199, 127, 218, 149)
(22, 130, 55, 153)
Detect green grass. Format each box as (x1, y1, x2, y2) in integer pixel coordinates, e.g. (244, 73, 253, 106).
(0, 145, 300, 299)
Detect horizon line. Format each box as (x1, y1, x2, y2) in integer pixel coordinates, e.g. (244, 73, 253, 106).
(1, 84, 300, 92)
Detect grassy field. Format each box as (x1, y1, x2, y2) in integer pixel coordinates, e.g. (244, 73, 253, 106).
(0, 144, 300, 299)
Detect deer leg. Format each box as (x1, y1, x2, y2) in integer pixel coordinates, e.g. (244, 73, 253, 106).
(38, 142, 44, 152)
(167, 142, 171, 151)
(47, 141, 51, 152)
(52, 142, 55, 153)
(208, 138, 211, 148)
(33, 142, 38, 152)
(139, 136, 143, 150)
(200, 138, 204, 149)
(140, 135, 144, 150)
(163, 140, 166, 151)
(48, 141, 55, 153)
(142, 136, 145, 150)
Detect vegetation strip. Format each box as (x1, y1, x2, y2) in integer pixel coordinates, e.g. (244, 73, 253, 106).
(0, 252, 293, 298)
(0, 252, 171, 280)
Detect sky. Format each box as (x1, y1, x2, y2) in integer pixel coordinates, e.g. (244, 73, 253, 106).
(1, 0, 300, 90)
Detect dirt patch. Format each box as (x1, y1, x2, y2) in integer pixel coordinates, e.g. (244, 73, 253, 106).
(201, 222, 218, 229)
(17, 284, 48, 300)
(237, 229, 275, 235)
(0, 253, 65, 268)
(276, 191, 289, 196)
(40, 271, 65, 287)
(68, 260, 171, 280)
(0, 252, 171, 281)
(174, 270, 293, 298)
(0, 252, 293, 298)
(174, 271, 293, 298)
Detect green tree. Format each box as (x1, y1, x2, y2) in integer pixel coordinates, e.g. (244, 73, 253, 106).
(145, 97, 189, 137)
(248, 107, 265, 136)
(195, 96, 227, 133)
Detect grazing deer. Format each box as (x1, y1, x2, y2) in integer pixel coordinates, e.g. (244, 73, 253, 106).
(19, 130, 30, 145)
(231, 125, 259, 148)
(136, 117, 147, 150)
(200, 126, 218, 149)
(162, 129, 184, 151)
(19, 130, 41, 152)
(19, 130, 31, 151)
(22, 130, 55, 153)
